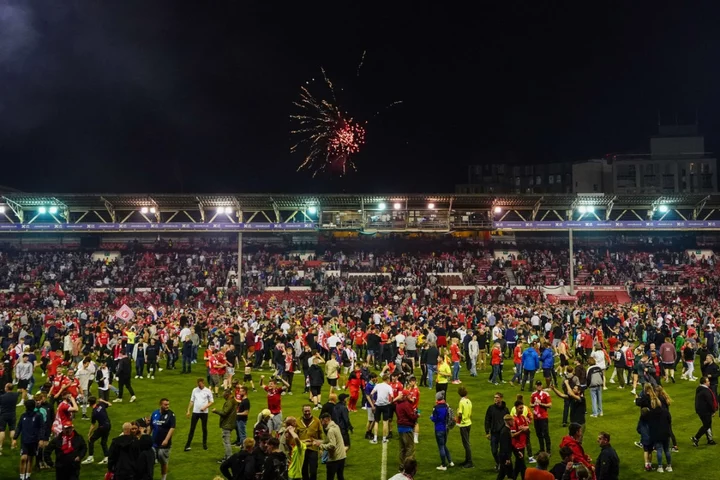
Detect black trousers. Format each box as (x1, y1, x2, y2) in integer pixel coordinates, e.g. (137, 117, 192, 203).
(521, 369, 536, 391)
(186, 413, 209, 447)
(326, 458, 345, 480)
(56, 464, 80, 480)
(695, 414, 713, 441)
(118, 378, 135, 398)
(89, 426, 110, 457)
(459, 425, 472, 465)
(302, 449, 319, 480)
(534, 418, 551, 454)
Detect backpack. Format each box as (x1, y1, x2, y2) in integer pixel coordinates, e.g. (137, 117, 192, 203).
(95, 368, 104, 383)
(445, 405, 456, 430)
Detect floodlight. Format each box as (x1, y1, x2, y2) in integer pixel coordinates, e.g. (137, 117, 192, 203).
(586, 206, 595, 213)
(308, 206, 317, 215)
(494, 206, 502, 214)
(38, 206, 47, 214)
(0, 206, 5, 213)
(149, 207, 156, 214)
(393, 202, 402, 210)
(578, 206, 587, 214)
(141, 207, 149, 214)
(224, 207, 233, 214)
(428, 203, 435, 210)
(378, 202, 386, 211)
(658, 205, 669, 213)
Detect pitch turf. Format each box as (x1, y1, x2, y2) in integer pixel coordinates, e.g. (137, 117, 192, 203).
(0, 358, 716, 480)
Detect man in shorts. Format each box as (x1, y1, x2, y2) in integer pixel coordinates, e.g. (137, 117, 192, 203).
(368, 374, 394, 444)
(14, 399, 44, 480)
(0, 383, 19, 453)
(151, 398, 176, 480)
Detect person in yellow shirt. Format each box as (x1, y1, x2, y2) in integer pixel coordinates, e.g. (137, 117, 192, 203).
(457, 386, 474, 469)
(436, 354, 452, 397)
(285, 425, 306, 480)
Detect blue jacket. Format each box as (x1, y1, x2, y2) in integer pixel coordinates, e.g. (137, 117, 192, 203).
(521, 347, 540, 371)
(505, 328, 517, 343)
(14, 411, 44, 444)
(540, 348, 554, 369)
(430, 402, 449, 432)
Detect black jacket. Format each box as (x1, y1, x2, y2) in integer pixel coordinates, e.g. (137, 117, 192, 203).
(116, 357, 132, 381)
(485, 401, 510, 434)
(497, 425, 513, 461)
(595, 444, 620, 480)
(646, 407, 672, 443)
(220, 450, 256, 480)
(263, 451, 288, 480)
(53, 430, 87, 470)
(135, 434, 155, 480)
(695, 385, 717, 416)
(108, 434, 138, 480)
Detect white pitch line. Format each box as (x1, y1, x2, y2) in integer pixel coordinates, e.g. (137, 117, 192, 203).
(381, 440, 388, 480)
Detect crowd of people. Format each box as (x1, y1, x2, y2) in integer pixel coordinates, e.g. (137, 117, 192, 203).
(0, 238, 718, 480)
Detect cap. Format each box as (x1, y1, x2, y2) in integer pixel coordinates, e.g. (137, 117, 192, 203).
(435, 391, 445, 401)
(535, 381, 543, 386)
(261, 409, 272, 418)
(62, 421, 73, 428)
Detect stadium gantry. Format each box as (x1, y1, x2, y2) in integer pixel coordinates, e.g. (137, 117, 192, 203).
(2, 192, 720, 232)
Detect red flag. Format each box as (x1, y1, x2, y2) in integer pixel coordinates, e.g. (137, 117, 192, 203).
(55, 282, 65, 298)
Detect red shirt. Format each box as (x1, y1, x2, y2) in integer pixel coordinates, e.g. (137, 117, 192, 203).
(513, 345, 523, 364)
(408, 386, 420, 409)
(390, 381, 403, 401)
(491, 348, 502, 366)
(511, 415, 530, 450)
(63, 376, 81, 398)
(214, 353, 227, 375)
(53, 401, 73, 435)
(530, 390, 551, 420)
(352, 331, 366, 345)
(264, 386, 283, 414)
(450, 344, 461, 363)
(97, 332, 109, 346)
(49, 375, 66, 397)
(285, 353, 294, 373)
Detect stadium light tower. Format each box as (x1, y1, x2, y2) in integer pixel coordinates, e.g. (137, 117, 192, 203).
(49, 206, 58, 215)
(427, 203, 435, 210)
(308, 206, 317, 215)
(393, 202, 402, 210)
(38, 206, 47, 214)
(378, 202, 386, 211)
(658, 205, 669, 213)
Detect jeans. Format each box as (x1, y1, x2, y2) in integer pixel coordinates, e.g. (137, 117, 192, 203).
(236, 418, 247, 444)
(511, 363, 522, 384)
(186, 412, 209, 447)
(135, 358, 145, 377)
(655, 438, 671, 466)
(222, 429, 233, 459)
(459, 425, 472, 465)
(452, 361, 460, 382)
(182, 354, 193, 373)
(491, 364, 502, 384)
(434, 430, 452, 466)
(470, 356, 477, 376)
(521, 369, 536, 391)
(589, 386, 603, 415)
(302, 449, 319, 480)
(427, 365, 437, 388)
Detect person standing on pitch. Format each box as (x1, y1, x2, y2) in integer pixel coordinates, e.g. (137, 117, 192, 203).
(185, 378, 214, 451)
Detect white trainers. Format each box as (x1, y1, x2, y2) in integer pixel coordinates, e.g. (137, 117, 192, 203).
(665, 465, 672, 472)
(610, 379, 615, 384)
(448, 462, 455, 467)
(135, 375, 139, 379)
(151, 376, 155, 379)
(158, 368, 163, 371)
(130, 395, 136, 403)
(528, 456, 536, 463)
(436, 465, 447, 471)
(82, 456, 95, 465)
(99, 457, 108, 464)
(657, 466, 664, 473)
(113, 398, 123, 403)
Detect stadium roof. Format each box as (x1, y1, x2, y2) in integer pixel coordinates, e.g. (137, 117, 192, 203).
(1, 192, 720, 232)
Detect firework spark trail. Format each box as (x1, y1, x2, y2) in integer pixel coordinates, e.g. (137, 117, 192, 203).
(356, 49, 366, 77)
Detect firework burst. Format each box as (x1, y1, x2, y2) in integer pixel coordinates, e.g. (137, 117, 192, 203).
(291, 54, 400, 177)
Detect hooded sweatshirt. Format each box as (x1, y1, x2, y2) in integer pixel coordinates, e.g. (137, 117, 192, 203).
(484, 400, 510, 435)
(559, 435, 593, 471)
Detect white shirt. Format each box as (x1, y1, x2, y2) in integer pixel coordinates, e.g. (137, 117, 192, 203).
(531, 315, 541, 326)
(371, 382, 394, 406)
(180, 327, 192, 342)
(394, 333, 406, 347)
(190, 387, 214, 414)
(590, 350, 606, 370)
(327, 335, 341, 349)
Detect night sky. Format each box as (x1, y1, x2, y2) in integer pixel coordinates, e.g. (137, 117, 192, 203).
(0, 1, 718, 194)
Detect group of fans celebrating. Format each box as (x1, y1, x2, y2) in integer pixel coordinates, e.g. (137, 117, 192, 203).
(0, 247, 719, 479)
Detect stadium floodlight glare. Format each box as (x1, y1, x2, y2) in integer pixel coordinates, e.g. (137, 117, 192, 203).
(0, 206, 5, 213)
(494, 206, 502, 214)
(378, 202, 386, 211)
(586, 206, 595, 213)
(49, 206, 58, 215)
(308, 206, 317, 215)
(427, 203, 435, 210)
(140, 207, 149, 214)
(578, 206, 587, 214)
(38, 206, 47, 214)
(393, 202, 402, 210)
(149, 207, 156, 214)
(224, 207, 233, 214)
(217, 207, 225, 214)
(658, 205, 669, 213)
